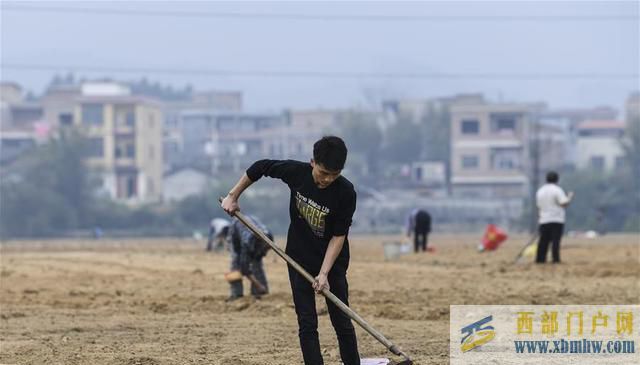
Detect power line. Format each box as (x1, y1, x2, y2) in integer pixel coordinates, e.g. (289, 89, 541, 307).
(3, 63, 638, 80)
(2, 4, 638, 22)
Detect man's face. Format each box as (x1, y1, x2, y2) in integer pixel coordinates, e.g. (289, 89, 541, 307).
(310, 159, 341, 189)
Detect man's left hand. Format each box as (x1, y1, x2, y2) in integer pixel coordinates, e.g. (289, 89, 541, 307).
(312, 273, 329, 294)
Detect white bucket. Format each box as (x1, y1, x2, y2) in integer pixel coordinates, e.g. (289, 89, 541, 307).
(382, 241, 410, 261)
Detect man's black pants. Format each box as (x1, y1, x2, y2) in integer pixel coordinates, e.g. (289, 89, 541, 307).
(414, 230, 429, 252)
(536, 223, 564, 263)
(288, 266, 360, 365)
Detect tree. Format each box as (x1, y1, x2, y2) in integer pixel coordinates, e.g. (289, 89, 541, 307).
(338, 111, 383, 178)
(384, 114, 422, 164)
(620, 114, 640, 184)
(0, 181, 76, 237)
(420, 104, 450, 163)
(619, 113, 640, 231)
(560, 167, 639, 233)
(0, 130, 94, 237)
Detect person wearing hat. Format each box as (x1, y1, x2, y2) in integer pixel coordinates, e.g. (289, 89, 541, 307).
(206, 218, 231, 252)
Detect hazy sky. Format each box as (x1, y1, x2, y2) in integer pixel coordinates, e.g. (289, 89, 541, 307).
(1, 1, 638, 113)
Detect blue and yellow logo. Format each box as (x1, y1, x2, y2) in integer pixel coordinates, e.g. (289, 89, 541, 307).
(461, 315, 496, 352)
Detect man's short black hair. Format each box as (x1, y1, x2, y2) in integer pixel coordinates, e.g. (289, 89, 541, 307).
(313, 136, 347, 171)
(546, 171, 559, 183)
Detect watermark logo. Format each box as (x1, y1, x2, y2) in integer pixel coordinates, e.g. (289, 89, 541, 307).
(460, 315, 496, 352)
(451, 305, 639, 364)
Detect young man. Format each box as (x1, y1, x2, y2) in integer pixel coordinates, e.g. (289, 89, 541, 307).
(226, 215, 272, 301)
(221, 136, 360, 365)
(535, 171, 574, 264)
(406, 208, 432, 253)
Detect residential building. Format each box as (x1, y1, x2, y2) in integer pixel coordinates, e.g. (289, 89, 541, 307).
(450, 100, 541, 198)
(1, 81, 164, 203)
(0, 82, 46, 166)
(0, 88, 44, 130)
(540, 106, 618, 126)
(162, 91, 242, 172)
(191, 91, 242, 111)
(576, 120, 626, 172)
(381, 94, 486, 189)
(531, 117, 572, 174)
(0, 82, 23, 105)
(382, 94, 484, 127)
(0, 129, 37, 165)
(178, 110, 288, 174)
(284, 109, 347, 160)
(74, 86, 163, 203)
(410, 161, 446, 188)
(42, 84, 82, 128)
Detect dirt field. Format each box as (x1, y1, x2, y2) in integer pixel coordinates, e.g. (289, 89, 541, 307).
(1, 234, 638, 365)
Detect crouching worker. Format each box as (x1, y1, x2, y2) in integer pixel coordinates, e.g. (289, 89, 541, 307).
(226, 215, 272, 301)
(206, 218, 230, 252)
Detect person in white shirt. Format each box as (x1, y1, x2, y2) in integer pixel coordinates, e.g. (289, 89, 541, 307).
(535, 171, 574, 263)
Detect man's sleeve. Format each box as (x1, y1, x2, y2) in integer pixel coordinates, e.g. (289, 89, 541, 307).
(555, 187, 570, 205)
(333, 188, 357, 237)
(406, 211, 414, 235)
(246, 159, 300, 186)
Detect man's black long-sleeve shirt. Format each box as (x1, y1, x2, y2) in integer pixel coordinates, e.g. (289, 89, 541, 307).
(246, 159, 356, 275)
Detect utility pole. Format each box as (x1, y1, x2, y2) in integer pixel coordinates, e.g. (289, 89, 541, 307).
(530, 112, 540, 234)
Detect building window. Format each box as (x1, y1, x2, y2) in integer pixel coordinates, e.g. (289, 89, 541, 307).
(115, 105, 135, 127)
(462, 155, 479, 169)
(579, 129, 624, 138)
(147, 178, 154, 195)
(126, 144, 135, 158)
(82, 104, 104, 125)
(461, 120, 479, 135)
(126, 111, 135, 126)
(490, 147, 521, 170)
(126, 176, 136, 198)
(491, 118, 517, 135)
(86, 138, 103, 157)
(590, 156, 605, 171)
(59, 113, 73, 126)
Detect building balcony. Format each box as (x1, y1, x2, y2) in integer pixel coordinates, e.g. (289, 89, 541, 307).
(114, 125, 135, 136)
(114, 157, 136, 168)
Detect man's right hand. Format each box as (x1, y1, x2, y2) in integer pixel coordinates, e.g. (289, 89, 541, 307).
(221, 194, 240, 215)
